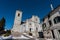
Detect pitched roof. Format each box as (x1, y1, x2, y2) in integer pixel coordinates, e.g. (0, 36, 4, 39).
(43, 5, 60, 21)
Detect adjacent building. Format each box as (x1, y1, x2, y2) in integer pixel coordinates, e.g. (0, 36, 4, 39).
(42, 5, 60, 40)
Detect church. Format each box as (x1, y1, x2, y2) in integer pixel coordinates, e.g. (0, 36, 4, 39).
(11, 10, 43, 38)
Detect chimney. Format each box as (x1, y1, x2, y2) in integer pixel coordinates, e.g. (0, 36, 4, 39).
(50, 4, 54, 10)
(50, 0, 54, 10)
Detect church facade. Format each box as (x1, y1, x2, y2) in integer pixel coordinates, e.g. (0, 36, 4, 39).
(11, 10, 43, 38)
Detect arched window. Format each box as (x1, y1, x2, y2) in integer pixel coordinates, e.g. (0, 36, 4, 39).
(18, 13, 20, 17)
(42, 23, 46, 29)
(30, 28, 31, 32)
(54, 16, 60, 24)
(49, 20, 52, 26)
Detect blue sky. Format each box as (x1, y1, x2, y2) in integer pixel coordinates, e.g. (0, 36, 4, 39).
(0, 0, 60, 30)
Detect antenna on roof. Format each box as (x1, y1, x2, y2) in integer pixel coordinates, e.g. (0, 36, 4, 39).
(50, 0, 54, 10)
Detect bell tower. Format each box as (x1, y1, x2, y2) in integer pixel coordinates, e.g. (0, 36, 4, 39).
(14, 10, 22, 26)
(11, 10, 22, 37)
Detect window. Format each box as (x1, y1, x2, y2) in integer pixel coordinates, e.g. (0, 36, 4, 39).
(42, 23, 46, 29)
(51, 30, 55, 38)
(54, 16, 60, 24)
(49, 20, 52, 26)
(30, 28, 31, 32)
(58, 30, 60, 34)
(38, 32, 44, 38)
(18, 13, 20, 17)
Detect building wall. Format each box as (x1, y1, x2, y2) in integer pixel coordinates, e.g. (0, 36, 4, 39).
(25, 16, 42, 37)
(49, 11, 60, 29)
(42, 17, 53, 39)
(20, 15, 42, 37)
(43, 8, 60, 40)
(49, 10, 60, 40)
